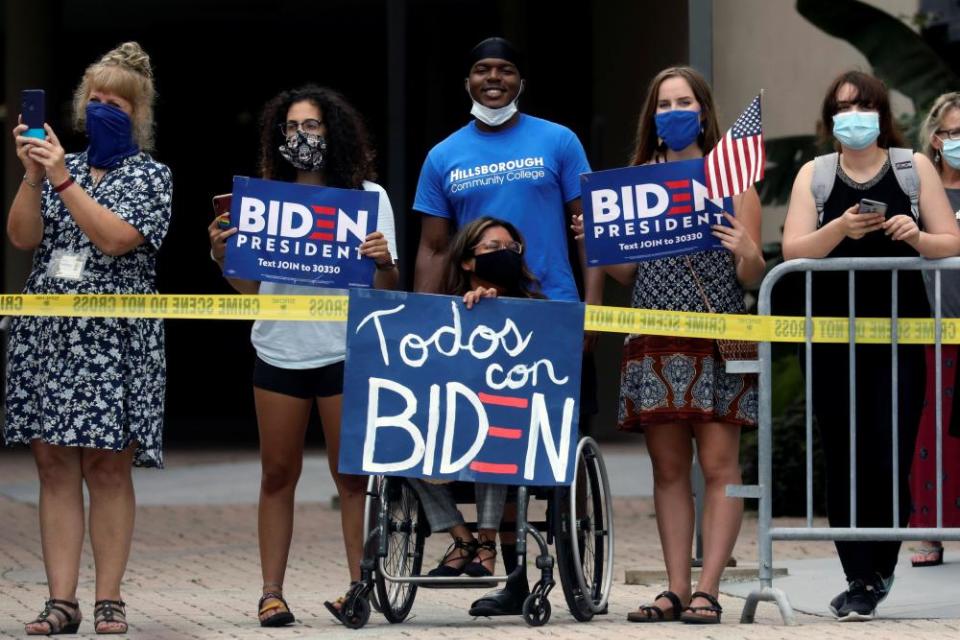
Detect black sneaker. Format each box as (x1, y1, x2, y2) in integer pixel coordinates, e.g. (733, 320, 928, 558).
(828, 589, 847, 617)
(835, 579, 879, 622)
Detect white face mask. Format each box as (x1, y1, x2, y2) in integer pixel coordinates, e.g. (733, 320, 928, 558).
(466, 80, 524, 127)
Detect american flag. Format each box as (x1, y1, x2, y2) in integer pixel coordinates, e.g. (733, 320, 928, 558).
(704, 93, 765, 199)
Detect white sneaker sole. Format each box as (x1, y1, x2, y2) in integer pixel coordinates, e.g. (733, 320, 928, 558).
(836, 610, 875, 622)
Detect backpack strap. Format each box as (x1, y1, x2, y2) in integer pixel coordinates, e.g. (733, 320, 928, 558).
(811, 152, 839, 227)
(889, 147, 921, 221)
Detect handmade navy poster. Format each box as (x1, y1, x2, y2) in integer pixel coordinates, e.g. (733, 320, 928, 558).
(581, 158, 734, 265)
(223, 176, 377, 288)
(339, 290, 584, 486)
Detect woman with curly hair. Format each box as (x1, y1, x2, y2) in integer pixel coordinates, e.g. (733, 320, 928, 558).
(208, 85, 398, 626)
(6, 41, 171, 635)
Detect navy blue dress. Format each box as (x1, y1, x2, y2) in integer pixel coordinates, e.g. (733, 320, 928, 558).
(3, 151, 172, 467)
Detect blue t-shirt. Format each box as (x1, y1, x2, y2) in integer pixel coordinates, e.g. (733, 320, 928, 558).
(413, 114, 590, 301)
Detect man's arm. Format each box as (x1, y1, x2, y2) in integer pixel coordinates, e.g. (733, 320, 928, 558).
(414, 214, 451, 293)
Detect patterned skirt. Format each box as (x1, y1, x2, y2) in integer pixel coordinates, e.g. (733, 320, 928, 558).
(618, 334, 757, 431)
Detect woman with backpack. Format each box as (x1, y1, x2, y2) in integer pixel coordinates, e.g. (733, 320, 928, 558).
(782, 71, 960, 621)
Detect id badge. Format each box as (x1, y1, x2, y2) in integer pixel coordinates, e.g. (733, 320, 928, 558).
(46, 250, 89, 281)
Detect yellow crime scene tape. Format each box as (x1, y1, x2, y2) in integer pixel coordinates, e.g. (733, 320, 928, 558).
(0, 293, 957, 345)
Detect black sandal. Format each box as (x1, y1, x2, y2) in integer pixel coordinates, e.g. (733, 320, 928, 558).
(26, 599, 81, 635)
(680, 591, 722, 625)
(323, 582, 361, 622)
(626, 590, 683, 623)
(463, 540, 498, 577)
(428, 537, 479, 577)
(93, 600, 127, 635)
(258, 592, 295, 628)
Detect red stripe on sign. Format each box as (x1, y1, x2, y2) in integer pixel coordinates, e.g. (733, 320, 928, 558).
(312, 205, 336, 215)
(671, 193, 691, 203)
(315, 219, 335, 229)
(664, 180, 690, 189)
(470, 461, 519, 474)
(668, 205, 692, 215)
(310, 232, 334, 241)
(478, 392, 529, 409)
(488, 426, 523, 439)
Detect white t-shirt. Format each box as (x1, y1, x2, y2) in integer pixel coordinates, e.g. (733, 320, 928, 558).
(251, 181, 398, 369)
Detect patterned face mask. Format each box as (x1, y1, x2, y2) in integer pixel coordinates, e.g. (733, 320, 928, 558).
(279, 131, 327, 172)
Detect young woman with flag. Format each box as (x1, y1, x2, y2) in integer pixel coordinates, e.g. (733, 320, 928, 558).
(575, 65, 764, 624)
(782, 71, 960, 621)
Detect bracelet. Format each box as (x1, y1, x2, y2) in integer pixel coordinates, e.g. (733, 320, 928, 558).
(375, 260, 397, 271)
(53, 176, 75, 194)
(22, 174, 40, 189)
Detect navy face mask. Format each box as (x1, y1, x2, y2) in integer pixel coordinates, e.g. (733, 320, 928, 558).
(473, 249, 523, 289)
(654, 109, 702, 152)
(86, 102, 139, 169)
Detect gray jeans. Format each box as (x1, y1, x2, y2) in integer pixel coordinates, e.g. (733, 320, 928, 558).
(409, 480, 508, 533)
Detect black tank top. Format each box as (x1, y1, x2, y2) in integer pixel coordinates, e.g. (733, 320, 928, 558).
(813, 154, 929, 318)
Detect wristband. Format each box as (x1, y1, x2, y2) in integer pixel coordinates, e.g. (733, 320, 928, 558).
(22, 174, 40, 189)
(53, 176, 75, 194)
(210, 249, 224, 264)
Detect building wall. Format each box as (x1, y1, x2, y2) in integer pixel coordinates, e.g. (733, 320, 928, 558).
(712, 0, 919, 243)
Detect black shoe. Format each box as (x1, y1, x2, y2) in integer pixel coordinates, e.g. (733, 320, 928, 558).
(428, 537, 478, 577)
(835, 579, 879, 622)
(875, 572, 894, 604)
(828, 589, 847, 617)
(468, 582, 529, 617)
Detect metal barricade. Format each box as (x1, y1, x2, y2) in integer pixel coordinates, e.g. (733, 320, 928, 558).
(739, 256, 960, 625)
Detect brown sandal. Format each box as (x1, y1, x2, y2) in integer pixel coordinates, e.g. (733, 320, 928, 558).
(258, 592, 295, 627)
(627, 591, 684, 622)
(680, 591, 723, 624)
(25, 599, 81, 635)
(93, 600, 127, 635)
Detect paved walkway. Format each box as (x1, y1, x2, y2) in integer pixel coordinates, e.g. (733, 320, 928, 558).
(1, 446, 957, 639)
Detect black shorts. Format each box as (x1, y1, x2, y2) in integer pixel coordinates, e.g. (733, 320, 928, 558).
(252, 357, 345, 399)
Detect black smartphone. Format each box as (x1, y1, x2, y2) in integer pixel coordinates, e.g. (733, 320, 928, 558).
(212, 193, 233, 230)
(21, 89, 46, 139)
(859, 198, 888, 216)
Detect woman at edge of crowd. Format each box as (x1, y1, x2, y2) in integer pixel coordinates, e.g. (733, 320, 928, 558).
(5, 42, 172, 635)
(208, 85, 399, 627)
(407, 216, 544, 599)
(782, 71, 960, 621)
(576, 65, 764, 624)
(909, 91, 960, 568)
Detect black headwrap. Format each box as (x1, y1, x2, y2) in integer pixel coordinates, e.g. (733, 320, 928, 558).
(466, 37, 524, 75)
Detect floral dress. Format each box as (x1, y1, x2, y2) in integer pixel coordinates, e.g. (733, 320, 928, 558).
(3, 151, 172, 467)
(617, 249, 758, 431)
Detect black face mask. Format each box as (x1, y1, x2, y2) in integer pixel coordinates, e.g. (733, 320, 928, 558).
(473, 249, 523, 289)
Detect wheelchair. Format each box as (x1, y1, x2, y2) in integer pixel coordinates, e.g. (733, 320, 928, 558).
(336, 437, 614, 628)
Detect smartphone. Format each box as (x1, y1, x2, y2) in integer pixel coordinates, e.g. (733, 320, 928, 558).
(212, 194, 232, 230)
(21, 90, 46, 139)
(859, 198, 888, 216)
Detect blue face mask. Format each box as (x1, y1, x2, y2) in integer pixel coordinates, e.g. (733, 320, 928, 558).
(86, 102, 139, 169)
(655, 109, 702, 152)
(832, 111, 880, 150)
(942, 138, 960, 170)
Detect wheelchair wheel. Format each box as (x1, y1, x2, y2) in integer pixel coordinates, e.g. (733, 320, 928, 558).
(362, 476, 383, 614)
(552, 437, 614, 621)
(374, 477, 425, 623)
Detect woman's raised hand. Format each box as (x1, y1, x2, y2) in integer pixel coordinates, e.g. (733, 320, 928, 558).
(20, 124, 69, 186)
(360, 230, 394, 266)
(208, 216, 237, 264)
(463, 286, 498, 310)
(571, 213, 585, 241)
(13, 116, 44, 182)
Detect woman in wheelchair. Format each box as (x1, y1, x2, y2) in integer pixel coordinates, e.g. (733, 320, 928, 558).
(410, 215, 544, 597)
